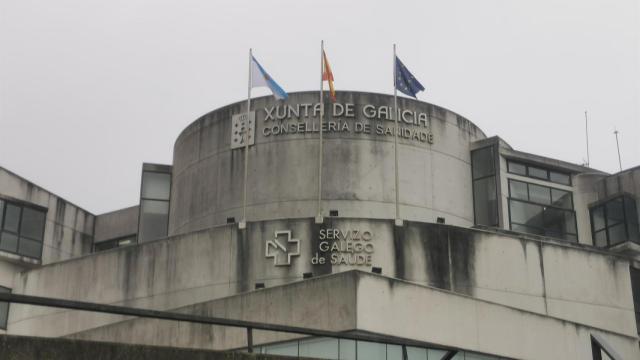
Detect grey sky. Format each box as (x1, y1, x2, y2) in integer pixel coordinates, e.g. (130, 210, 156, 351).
(1, 0, 638, 214)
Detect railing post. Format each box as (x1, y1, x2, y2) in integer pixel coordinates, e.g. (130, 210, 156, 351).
(247, 327, 254, 353)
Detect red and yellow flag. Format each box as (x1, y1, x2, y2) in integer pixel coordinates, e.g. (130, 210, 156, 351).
(322, 50, 336, 102)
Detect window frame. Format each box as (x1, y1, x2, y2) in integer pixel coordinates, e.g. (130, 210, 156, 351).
(589, 195, 639, 248)
(0, 199, 46, 260)
(507, 179, 578, 242)
(137, 166, 172, 243)
(506, 160, 572, 186)
(470, 146, 499, 227)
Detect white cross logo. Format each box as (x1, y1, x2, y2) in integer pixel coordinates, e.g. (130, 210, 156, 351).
(265, 230, 300, 266)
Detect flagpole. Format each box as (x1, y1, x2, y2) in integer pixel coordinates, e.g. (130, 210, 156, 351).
(316, 40, 325, 223)
(614, 129, 622, 171)
(240, 48, 252, 229)
(584, 110, 590, 167)
(393, 44, 401, 226)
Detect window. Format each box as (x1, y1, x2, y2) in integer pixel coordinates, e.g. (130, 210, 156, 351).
(138, 164, 172, 243)
(0, 199, 46, 259)
(507, 160, 571, 186)
(94, 235, 136, 252)
(590, 196, 639, 248)
(471, 146, 498, 227)
(631, 267, 640, 336)
(508, 179, 577, 242)
(247, 337, 499, 360)
(0, 286, 9, 330)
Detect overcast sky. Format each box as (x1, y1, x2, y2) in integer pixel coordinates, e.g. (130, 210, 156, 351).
(1, 0, 638, 214)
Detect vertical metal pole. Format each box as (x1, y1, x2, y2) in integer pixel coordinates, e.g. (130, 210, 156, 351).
(614, 130, 622, 171)
(317, 41, 324, 223)
(241, 49, 252, 229)
(393, 44, 401, 226)
(584, 110, 590, 167)
(246, 327, 253, 353)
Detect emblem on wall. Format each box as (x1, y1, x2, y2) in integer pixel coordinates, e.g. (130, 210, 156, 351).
(231, 111, 256, 150)
(265, 230, 300, 266)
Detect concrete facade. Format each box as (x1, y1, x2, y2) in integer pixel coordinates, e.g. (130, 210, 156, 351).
(4, 220, 638, 358)
(66, 271, 639, 360)
(1, 91, 639, 359)
(0, 168, 95, 266)
(94, 206, 139, 244)
(170, 92, 485, 235)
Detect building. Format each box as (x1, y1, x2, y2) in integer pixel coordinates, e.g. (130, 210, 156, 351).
(0, 91, 639, 359)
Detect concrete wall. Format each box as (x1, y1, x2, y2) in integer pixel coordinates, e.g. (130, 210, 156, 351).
(71, 273, 358, 351)
(7, 220, 635, 343)
(170, 91, 486, 235)
(70, 271, 639, 360)
(0, 167, 95, 265)
(94, 206, 139, 243)
(354, 273, 639, 360)
(597, 166, 640, 200)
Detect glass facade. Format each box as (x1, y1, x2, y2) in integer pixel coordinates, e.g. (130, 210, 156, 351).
(589, 196, 639, 247)
(138, 166, 172, 243)
(246, 337, 506, 360)
(0, 199, 46, 259)
(507, 179, 577, 241)
(0, 286, 9, 330)
(507, 160, 571, 186)
(471, 146, 498, 227)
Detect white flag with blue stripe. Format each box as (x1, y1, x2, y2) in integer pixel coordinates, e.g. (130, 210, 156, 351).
(251, 56, 288, 100)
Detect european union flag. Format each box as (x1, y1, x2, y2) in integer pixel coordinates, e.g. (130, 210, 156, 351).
(395, 56, 425, 98)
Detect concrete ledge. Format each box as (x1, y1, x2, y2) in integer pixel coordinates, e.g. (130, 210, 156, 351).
(0, 335, 310, 360)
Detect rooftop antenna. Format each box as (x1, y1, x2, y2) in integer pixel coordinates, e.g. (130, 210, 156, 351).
(613, 129, 622, 172)
(584, 111, 590, 167)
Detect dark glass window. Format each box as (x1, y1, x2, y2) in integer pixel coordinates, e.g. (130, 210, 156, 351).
(20, 208, 45, 241)
(0, 200, 46, 259)
(507, 161, 526, 176)
(471, 146, 495, 180)
(94, 235, 136, 252)
(528, 166, 548, 180)
(140, 200, 169, 242)
(141, 172, 171, 200)
(509, 180, 528, 200)
(471, 146, 498, 227)
(3, 204, 21, 233)
(0, 286, 9, 330)
(508, 179, 577, 242)
(0, 233, 18, 253)
(507, 160, 572, 186)
(589, 195, 640, 248)
(473, 177, 498, 226)
(631, 267, 640, 335)
(551, 189, 573, 210)
(138, 165, 172, 243)
(529, 184, 551, 205)
(549, 171, 571, 185)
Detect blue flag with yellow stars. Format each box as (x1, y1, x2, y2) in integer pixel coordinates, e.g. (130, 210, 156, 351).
(395, 56, 425, 98)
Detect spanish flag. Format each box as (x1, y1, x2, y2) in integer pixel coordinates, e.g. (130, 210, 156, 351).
(322, 50, 336, 102)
